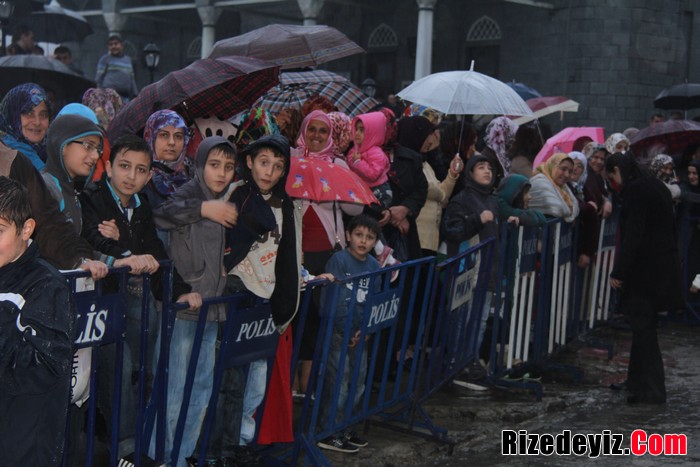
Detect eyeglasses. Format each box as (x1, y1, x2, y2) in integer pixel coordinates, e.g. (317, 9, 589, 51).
(70, 140, 102, 155)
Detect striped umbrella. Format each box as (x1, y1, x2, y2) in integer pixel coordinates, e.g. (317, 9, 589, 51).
(255, 70, 378, 117)
(108, 56, 279, 140)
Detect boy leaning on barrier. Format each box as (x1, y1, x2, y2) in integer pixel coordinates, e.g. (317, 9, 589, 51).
(152, 136, 239, 467)
(204, 134, 301, 466)
(0, 176, 75, 466)
(317, 214, 382, 454)
(79, 134, 202, 453)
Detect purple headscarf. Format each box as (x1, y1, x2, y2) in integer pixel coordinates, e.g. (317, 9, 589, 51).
(143, 109, 191, 197)
(484, 116, 518, 176)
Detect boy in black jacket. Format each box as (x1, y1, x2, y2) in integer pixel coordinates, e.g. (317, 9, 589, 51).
(79, 135, 201, 451)
(0, 176, 75, 466)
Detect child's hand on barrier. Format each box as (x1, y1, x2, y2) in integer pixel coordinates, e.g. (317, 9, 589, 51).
(78, 259, 109, 280)
(201, 199, 238, 228)
(507, 216, 520, 226)
(480, 210, 494, 224)
(177, 292, 202, 311)
(98, 219, 120, 240)
(315, 273, 335, 282)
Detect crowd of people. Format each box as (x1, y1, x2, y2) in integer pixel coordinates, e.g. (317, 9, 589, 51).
(0, 47, 695, 465)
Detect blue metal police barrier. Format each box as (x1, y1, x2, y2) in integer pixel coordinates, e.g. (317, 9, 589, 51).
(62, 267, 129, 467)
(146, 292, 281, 466)
(406, 237, 494, 449)
(195, 293, 282, 464)
(292, 257, 435, 467)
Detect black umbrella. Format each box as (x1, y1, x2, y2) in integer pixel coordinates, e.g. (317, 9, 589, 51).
(653, 83, 700, 111)
(11, 0, 93, 43)
(0, 55, 95, 101)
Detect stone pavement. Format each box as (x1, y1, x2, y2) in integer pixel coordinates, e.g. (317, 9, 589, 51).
(319, 319, 700, 466)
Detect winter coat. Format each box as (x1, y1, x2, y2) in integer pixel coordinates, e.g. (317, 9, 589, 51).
(79, 178, 192, 301)
(348, 111, 389, 187)
(383, 145, 428, 261)
(0, 243, 75, 466)
(611, 175, 684, 313)
(416, 162, 458, 252)
(0, 141, 94, 269)
(442, 155, 499, 257)
(153, 136, 233, 321)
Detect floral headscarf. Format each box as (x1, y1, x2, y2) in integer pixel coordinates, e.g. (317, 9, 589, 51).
(295, 110, 335, 161)
(81, 88, 123, 129)
(484, 116, 518, 176)
(535, 152, 574, 210)
(143, 109, 191, 196)
(650, 153, 675, 182)
(403, 103, 443, 126)
(568, 151, 588, 193)
(605, 133, 630, 155)
(328, 111, 352, 158)
(0, 83, 51, 168)
(234, 107, 279, 152)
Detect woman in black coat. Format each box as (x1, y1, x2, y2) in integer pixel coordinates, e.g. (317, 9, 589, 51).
(607, 153, 684, 404)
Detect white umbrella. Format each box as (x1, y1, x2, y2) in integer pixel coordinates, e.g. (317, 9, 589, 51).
(397, 68, 533, 117)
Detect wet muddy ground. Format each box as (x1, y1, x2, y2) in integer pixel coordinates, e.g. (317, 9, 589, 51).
(321, 318, 700, 466)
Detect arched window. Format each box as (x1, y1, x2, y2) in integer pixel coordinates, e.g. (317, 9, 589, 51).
(368, 23, 399, 51)
(466, 16, 502, 43)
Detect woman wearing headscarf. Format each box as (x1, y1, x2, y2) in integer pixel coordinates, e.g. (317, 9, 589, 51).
(583, 143, 613, 219)
(483, 116, 518, 180)
(293, 110, 362, 399)
(568, 151, 599, 268)
(650, 153, 681, 201)
(605, 132, 630, 155)
(607, 153, 683, 404)
(0, 83, 51, 170)
(82, 87, 124, 181)
(142, 109, 192, 210)
(528, 153, 580, 223)
(679, 160, 700, 288)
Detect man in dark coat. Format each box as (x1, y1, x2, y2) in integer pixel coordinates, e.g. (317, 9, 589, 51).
(607, 153, 684, 404)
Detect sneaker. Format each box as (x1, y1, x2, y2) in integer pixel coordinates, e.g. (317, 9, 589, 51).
(453, 379, 489, 391)
(119, 453, 165, 467)
(344, 431, 368, 448)
(317, 435, 359, 453)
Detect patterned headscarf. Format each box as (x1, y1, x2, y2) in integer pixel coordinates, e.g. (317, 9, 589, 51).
(568, 151, 588, 193)
(535, 152, 574, 210)
(81, 88, 123, 129)
(295, 110, 335, 161)
(605, 133, 630, 155)
(0, 83, 51, 165)
(301, 95, 337, 119)
(484, 116, 518, 176)
(650, 153, 675, 181)
(234, 107, 280, 152)
(328, 111, 352, 158)
(143, 110, 191, 197)
(403, 103, 443, 126)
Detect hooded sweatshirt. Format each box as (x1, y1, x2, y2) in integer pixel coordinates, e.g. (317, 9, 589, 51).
(41, 114, 103, 235)
(495, 174, 547, 227)
(348, 111, 389, 187)
(153, 136, 236, 321)
(225, 134, 302, 329)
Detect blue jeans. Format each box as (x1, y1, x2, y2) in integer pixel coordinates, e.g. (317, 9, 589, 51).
(150, 319, 217, 467)
(319, 333, 368, 431)
(239, 359, 268, 445)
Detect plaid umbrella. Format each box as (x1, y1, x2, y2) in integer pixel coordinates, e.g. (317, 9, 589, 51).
(256, 70, 378, 117)
(208, 24, 364, 69)
(630, 119, 700, 157)
(108, 56, 279, 140)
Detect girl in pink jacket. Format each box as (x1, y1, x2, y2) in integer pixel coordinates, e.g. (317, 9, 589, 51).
(348, 111, 392, 207)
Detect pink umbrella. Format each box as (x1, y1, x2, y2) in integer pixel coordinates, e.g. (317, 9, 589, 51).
(533, 127, 605, 168)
